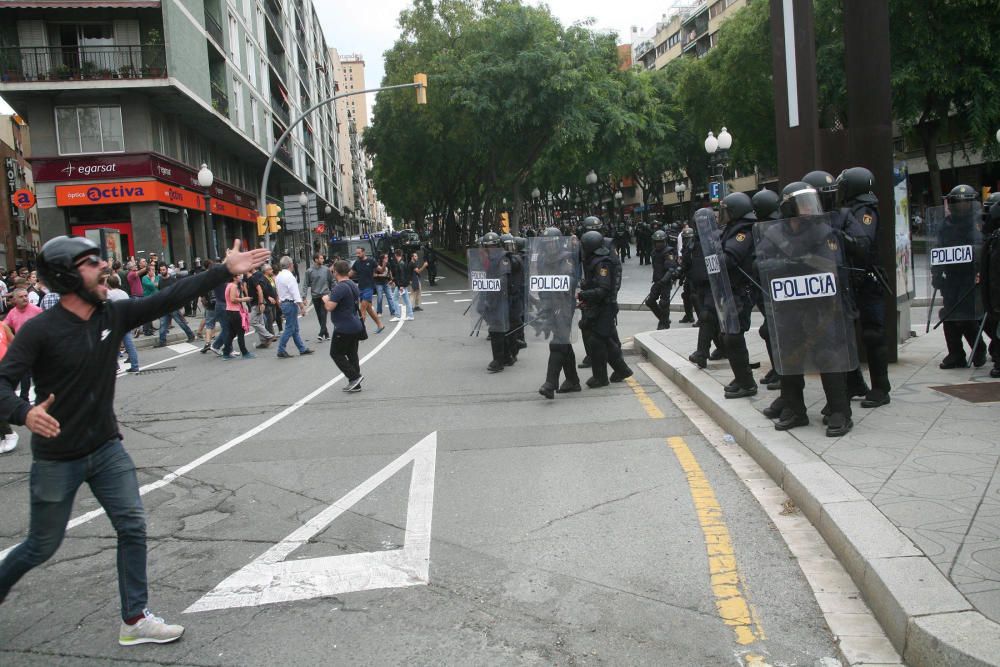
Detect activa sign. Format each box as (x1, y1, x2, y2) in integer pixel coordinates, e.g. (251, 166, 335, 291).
(86, 184, 146, 202)
(770, 272, 837, 302)
(930, 245, 973, 266)
(529, 275, 571, 292)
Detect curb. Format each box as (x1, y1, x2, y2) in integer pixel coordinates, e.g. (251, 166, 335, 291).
(634, 331, 1000, 667)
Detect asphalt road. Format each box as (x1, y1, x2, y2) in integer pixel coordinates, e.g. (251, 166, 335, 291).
(0, 278, 841, 666)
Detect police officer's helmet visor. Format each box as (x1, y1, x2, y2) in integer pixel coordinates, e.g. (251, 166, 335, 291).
(788, 188, 822, 216)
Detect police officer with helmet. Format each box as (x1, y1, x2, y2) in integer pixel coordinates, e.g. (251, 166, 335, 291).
(830, 167, 892, 407)
(718, 192, 759, 398)
(752, 188, 782, 390)
(537, 227, 582, 398)
(578, 230, 632, 387)
(477, 232, 514, 373)
(644, 230, 679, 330)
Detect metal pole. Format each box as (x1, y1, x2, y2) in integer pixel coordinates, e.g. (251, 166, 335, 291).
(260, 82, 423, 247)
(204, 192, 215, 258)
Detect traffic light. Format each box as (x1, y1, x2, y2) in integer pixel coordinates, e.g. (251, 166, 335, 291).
(414, 73, 427, 105)
(500, 211, 510, 233)
(984, 186, 992, 203)
(256, 215, 268, 236)
(266, 203, 282, 234)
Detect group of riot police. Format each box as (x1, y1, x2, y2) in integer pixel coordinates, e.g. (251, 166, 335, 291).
(468, 220, 634, 398)
(642, 167, 891, 438)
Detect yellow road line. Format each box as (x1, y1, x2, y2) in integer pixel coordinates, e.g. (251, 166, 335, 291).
(625, 376, 664, 419)
(667, 435, 765, 646)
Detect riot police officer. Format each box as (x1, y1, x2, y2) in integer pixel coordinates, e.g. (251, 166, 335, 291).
(933, 185, 987, 368)
(645, 230, 679, 330)
(501, 233, 525, 362)
(578, 231, 632, 387)
(718, 192, 758, 398)
(763, 183, 856, 437)
(752, 188, 781, 389)
(684, 211, 724, 367)
(830, 167, 891, 406)
(678, 224, 696, 324)
(476, 232, 513, 373)
(536, 228, 582, 398)
(614, 223, 630, 262)
(635, 221, 652, 265)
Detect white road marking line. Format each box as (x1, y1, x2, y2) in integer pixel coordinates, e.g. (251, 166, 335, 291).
(0, 317, 408, 561)
(186, 432, 437, 612)
(116, 346, 202, 377)
(168, 342, 198, 353)
(421, 301, 438, 305)
(446, 292, 460, 295)
(454, 299, 472, 303)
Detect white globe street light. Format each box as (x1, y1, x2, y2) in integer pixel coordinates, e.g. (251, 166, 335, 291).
(586, 170, 598, 186)
(614, 190, 623, 201)
(531, 187, 540, 199)
(704, 131, 718, 155)
(717, 126, 732, 151)
(298, 192, 308, 207)
(996, 128, 1000, 145)
(197, 164, 215, 256)
(197, 163, 213, 188)
(674, 182, 687, 197)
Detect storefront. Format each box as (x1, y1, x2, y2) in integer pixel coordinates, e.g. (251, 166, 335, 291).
(33, 153, 258, 266)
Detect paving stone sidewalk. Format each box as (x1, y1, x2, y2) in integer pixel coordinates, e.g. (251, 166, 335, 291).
(645, 318, 1000, 623)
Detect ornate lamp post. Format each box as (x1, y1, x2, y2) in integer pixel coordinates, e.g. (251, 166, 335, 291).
(197, 163, 215, 257)
(705, 127, 733, 201)
(586, 169, 598, 215)
(675, 181, 688, 223)
(614, 189, 623, 224)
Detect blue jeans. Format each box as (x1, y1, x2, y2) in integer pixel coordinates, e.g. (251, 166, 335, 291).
(278, 301, 306, 353)
(158, 310, 194, 344)
(0, 439, 147, 620)
(376, 283, 399, 317)
(397, 287, 413, 316)
(211, 302, 229, 350)
(122, 331, 139, 370)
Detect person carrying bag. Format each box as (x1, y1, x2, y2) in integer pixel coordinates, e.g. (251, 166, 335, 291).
(323, 259, 366, 391)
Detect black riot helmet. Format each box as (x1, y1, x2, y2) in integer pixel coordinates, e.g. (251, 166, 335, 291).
(752, 189, 780, 221)
(780, 182, 823, 218)
(946, 184, 978, 219)
(836, 167, 876, 205)
(581, 230, 605, 257)
(803, 170, 839, 212)
(652, 230, 667, 247)
(543, 226, 562, 237)
(500, 232, 515, 251)
(514, 236, 526, 252)
(985, 192, 1000, 213)
(582, 216, 603, 233)
(37, 235, 102, 297)
(719, 192, 756, 226)
(480, 232, 501, 248)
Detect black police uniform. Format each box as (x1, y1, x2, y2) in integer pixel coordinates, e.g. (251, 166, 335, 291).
(476, 251, 512, 372)
(579, 249, 628, 386)
(614, 226, 630, 262)
(833, 198, 891, 403)
(424, 245, 438, 286)
(645, 240, 678, 329)
(933, 209, 986, 366)
(506, 248, 525, 361)
(538, 248, 581, 397)
(720, 217, 757, 392)
(684, 228, 723, 365)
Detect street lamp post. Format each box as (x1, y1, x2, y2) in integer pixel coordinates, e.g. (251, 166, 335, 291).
(586, 169, 598, 216)
(705, 127, 733, 202)
(197, 163, 215, 258)
(299, 192, 311, 267)
(531, 187, 540, 230)
(675, 181, 687, 223)
(614, 190, 623, 224)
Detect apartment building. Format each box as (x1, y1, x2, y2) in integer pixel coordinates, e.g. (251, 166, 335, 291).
(0, 113, 39, 269)
(633, 0, 747, 71)
(0, 0, 346, 265)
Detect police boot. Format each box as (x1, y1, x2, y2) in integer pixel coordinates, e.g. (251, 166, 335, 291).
(940, 322, 967, 368)
(846, 368, 869, 399)
(709, 347, 727, 361)
(488, 335, 505, 373)
(971, 342, 988, 368)
(688, 351, 708, 369)
(825, 412, 854, 438)
(760, 369, 780, 388)
(578, 356, 592, 369)
(775, 408, 809, 431)
(610, 366, 634, 382)
(991, 364, 1000, 379)
(761, 397, 785, 419)
(656, 317, 671, 330)
(538, 383, 556, 399)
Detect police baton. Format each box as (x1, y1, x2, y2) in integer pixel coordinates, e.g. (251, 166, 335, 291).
(925, 289, 938, 334)
(966, 313, 990, 369)
(469, 315, 484, 336)
(931, 282, 980, 330)
(736, 266, 765, 295)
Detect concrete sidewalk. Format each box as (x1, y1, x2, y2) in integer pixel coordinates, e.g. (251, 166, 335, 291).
(634, 317, 1000, 666)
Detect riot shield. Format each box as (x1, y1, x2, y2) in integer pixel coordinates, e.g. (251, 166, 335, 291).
(926, 203, 983, 322)
(754, 213, 859, 375)
(467, 248, 510, 334)
(694, 209, 741, 334)
(525, 236, 580, 344)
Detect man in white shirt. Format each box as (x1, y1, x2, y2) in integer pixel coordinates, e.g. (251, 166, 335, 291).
(275, 255, 313, 359)
(105, 274, 140, 372)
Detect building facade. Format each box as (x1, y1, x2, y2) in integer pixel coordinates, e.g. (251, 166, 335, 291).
(0, 113, 40, 269)
(0, 0, 348, 266)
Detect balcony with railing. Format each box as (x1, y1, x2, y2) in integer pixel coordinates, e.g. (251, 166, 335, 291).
(211, 80, 229, 116)
(264, 0, 283, 32)
(0, 45, 167, 83)
(205, 11, 224, 49)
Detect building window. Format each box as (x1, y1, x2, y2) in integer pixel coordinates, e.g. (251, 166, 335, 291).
(667, 31, 680, 49)
(246, 37, 257, 87)
(55, 105, 124, 155)
(229, 13, 240, 67)
(249, 96, 258, 142)
(233, 77, 243, 129)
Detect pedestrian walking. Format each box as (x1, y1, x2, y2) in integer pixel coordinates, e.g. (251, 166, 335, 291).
(323, 259, 365, 392)
(305, 254, 333, 341)
(350, 246, 385, 332)
(409, 251, 426, 312)
(248, 265, 277, 348)
(374, 254, 400, 320)
(0, 318, 18, 453)
(392, 249, 414, 319)
(0, 236, 270, 646)
(106, 274, 140, 373)
(221, 274, 255, 360)
(4, 288, 41, 400)
(153, 264, 195, 347)
(275, 255, 313, 358)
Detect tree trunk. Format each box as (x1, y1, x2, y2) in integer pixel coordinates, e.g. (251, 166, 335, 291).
(510, 188, 523, 234)
(918, 121, 943, 206)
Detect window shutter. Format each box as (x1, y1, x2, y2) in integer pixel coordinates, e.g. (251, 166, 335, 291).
(113, 20, 140, 72)
(17, 20, 49, 79)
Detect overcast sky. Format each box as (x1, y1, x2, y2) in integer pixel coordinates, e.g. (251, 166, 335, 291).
(0, 0, 678, 119)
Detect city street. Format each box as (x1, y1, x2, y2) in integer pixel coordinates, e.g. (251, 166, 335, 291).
(0, 292, 844, 665)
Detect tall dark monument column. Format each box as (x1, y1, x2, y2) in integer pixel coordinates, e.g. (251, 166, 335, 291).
(768, 0, 820, 186)
(844, 0, 900, 357)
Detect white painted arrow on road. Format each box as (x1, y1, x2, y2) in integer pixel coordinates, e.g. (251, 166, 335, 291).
(185, 432, 437, 612)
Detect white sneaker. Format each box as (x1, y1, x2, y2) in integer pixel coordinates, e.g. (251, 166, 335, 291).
(118, 609, 184, 646)
(406, 316, 414, 321)
(390, 317, 400, 322)
(0, 432, 17, 454)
